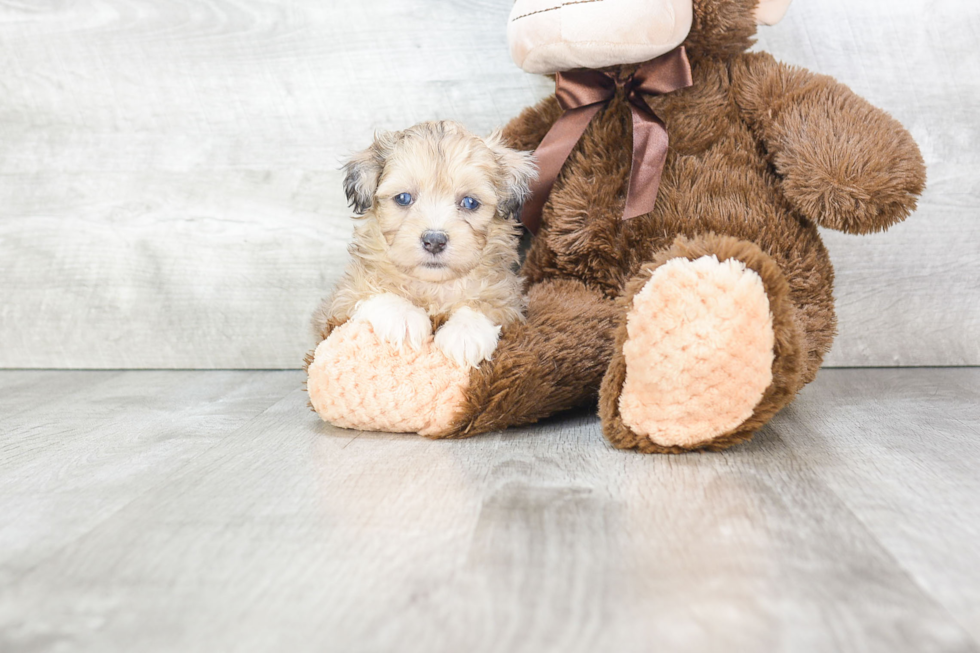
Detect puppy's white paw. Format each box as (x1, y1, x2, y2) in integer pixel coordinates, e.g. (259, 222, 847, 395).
(351, 293, 432, 350)
(435, 307, 501, 369)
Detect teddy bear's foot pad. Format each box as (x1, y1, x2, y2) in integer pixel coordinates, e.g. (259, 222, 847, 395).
(307, 322, 469, 437)
(619, 256, 775, 449)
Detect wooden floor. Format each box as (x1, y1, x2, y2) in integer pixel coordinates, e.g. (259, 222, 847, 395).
(1, 368, 978, 652)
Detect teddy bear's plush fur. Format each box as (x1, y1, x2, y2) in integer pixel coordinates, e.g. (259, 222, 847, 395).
(308, 0, 925, 453)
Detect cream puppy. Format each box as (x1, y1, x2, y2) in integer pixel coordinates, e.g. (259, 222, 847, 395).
(314, 121, 536, 368)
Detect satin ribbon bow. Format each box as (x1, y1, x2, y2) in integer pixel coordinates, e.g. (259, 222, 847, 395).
(520, 46, 694, 234)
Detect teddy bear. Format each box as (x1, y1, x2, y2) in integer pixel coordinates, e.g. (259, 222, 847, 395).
(307, 0, 925, 453)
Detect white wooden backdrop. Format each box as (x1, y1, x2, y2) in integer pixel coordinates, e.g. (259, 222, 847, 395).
(0, 0, 976, 369)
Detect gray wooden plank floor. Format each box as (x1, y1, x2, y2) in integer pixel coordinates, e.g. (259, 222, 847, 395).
(0, 369, 978, 652)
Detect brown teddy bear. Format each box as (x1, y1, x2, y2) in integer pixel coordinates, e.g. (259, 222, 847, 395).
(307, 0, 925, 453)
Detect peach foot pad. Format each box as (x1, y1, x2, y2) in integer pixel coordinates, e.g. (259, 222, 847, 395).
(619, 255, 776, 449)
(307, 321, 470, 437)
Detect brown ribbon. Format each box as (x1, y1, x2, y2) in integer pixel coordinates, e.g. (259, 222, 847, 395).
(520, 46, 694, 234)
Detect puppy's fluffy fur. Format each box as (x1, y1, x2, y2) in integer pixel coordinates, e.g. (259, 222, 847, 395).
(313, 121, 537, 368)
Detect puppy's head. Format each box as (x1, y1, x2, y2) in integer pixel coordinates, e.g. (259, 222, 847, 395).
(343, 121, 536, 283)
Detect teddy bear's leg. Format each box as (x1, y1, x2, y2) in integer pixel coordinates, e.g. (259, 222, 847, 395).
(599, 234, 808, 453)
(435, 277, 620, 438)
(306, 277, 619, 439)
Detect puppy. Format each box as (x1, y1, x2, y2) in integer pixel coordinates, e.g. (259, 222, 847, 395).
(314, 121, 536, 368)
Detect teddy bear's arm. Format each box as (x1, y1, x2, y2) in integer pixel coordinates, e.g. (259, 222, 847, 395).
(501, 95, 563, 152)
(730, 52, 926, 234)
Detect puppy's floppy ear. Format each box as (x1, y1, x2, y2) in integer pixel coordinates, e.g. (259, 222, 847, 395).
(342, 131, 396, 215)
(485, 131, 538, 220)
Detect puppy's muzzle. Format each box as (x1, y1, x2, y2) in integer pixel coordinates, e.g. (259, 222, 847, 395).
(421, 230, 449, 254)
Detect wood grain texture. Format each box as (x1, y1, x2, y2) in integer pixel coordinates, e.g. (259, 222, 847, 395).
(0, 0, 976, 368)
(773, 368, 980, 644)
(0, 370, 300, 588)
(1, 369, 979, 651)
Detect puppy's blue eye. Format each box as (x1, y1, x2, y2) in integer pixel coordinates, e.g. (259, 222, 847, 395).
(460, 196, 480, 211)
(394, 193, 413, 206)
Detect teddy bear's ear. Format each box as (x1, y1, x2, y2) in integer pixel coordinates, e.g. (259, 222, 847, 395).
(342, 132, 396, 215)
(485, 131, 538, 220)
(755, 0, 791, 25)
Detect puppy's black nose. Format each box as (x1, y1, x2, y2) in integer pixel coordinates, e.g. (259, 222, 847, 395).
(421, 230, 448, 254)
